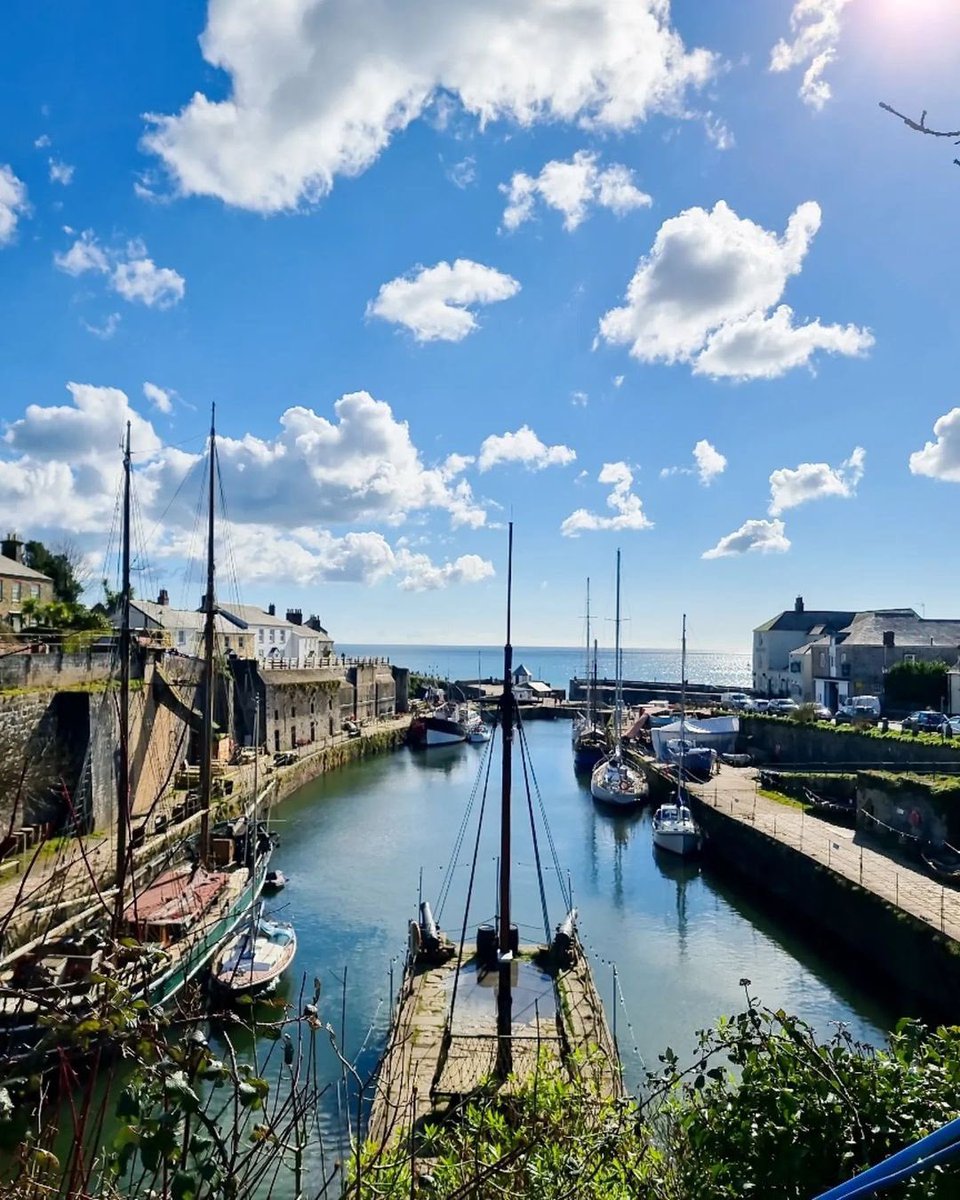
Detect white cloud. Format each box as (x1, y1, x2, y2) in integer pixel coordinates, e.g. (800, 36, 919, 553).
(661, 439, 727, 485)
(693, 439, 727, 485)
(367, 259, 519, 342)
(909, 409, 960, 482)
(54, 231, 186, 309)
(770, 0, 850, 111)
(694, 305, 873, 381)
(613, 375, 624, 388)
(55, 230, 110, 276)
(0, 166, 29, 246)
(702, 518, 790, 560)
(768, 445, 865, 514)
(501, 150, 651, 232)
(561, 461, 652, 536)
(0, 383, 493, 592)
(598, 199, 872, 381)
(143, 0, 715, 212)
(704, 112, 734, 150)
(143, 382, 175, 414)
(49, 159, 75, 185)
(112, 254, 186, 309)
(397, 551, 495, 591)
(478, 425, 576, 472)
(82, 313, 121, 340)
(447, 157, 476, 189)
(571, 391, 589, 407)
(34, 135, 51, 149)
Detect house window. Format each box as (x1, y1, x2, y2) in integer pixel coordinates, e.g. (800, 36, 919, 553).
(259, 629, 264, 642)
(840, 652, 847, 664)
(274, 709, 279, 721)
(178, 630, 186, 645)
(269, 630, 275, 643)
(0, 581, 4, 600)
(280, 629, 286, 642)
(29, 584, 40, 599)
(11, 582, 20, 602)
(225, 636, 231, 648)
(292, 707, 296, 719)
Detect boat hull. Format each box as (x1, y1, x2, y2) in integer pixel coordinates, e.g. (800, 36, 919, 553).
(652, 828, 702, 856)
(590, 757, 647, 806)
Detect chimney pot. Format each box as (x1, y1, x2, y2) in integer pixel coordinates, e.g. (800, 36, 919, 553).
(794, 595, 804, 613)
(286, 607, 303, 625)
(158, 588, 170, 606)
(2, 533, 24, 565)
(268, 603, 276, 617)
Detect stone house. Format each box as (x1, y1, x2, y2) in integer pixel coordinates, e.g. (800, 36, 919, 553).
(0, 534, 55, 630)
(753, 598, 853, 699)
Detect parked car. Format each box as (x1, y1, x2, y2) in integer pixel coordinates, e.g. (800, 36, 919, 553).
(901, 710, 949, 734)
(720, 692, 753, 710)
(811, 704, 833, 720)
(835, 703, 880, 725)
(768, 698, 799, 715)
(273, 750, 298, 766)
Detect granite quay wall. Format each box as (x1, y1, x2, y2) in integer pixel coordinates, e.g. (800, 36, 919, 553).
(690, 787, 960, 1021)
(738, 715, 960, 770)
(0, 647, 117, 692)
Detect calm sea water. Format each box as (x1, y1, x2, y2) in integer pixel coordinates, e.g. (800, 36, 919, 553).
(225, 720, 897, 1190)
(339, 644, 752, 690)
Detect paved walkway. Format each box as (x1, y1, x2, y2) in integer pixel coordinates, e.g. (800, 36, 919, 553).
(687, 766, 960, 942)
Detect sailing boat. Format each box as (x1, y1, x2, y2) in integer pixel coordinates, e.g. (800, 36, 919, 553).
(369, 524, 621, 1149)
(652, 615, 702, 856)
(589, 551, 647, 807)
(119, 405, 276, 1004)
(211, 712, 296, 999)
(572, 581, 607, 770)
(0, 415, 274, 1058)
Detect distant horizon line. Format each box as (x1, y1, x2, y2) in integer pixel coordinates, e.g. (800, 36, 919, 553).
(336, 641, 750, 654)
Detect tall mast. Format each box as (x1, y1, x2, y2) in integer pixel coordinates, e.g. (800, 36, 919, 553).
(199, 405, 216, 865)
(679, 613, 687, 791)
(585, 578, 591, 724)
(112, 421, 132, 935)
(496, 522, 515, 1072)
(614, 549, 622, 756)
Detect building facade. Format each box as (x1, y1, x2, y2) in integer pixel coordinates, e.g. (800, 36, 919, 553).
(0, 535, 54, 630)
(756, 598, 960, 709)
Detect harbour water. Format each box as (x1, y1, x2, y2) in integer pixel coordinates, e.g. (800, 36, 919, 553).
(239, 718, 896, 1181)
(339, 644, 752, 690)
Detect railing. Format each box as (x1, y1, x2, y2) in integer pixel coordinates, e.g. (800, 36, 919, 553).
(696, 777, 960, 940)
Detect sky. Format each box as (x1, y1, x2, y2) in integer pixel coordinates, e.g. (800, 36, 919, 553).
(1, 0, 960, 652)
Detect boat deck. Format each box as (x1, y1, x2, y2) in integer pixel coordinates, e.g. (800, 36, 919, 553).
(367, 945, 621, 1148)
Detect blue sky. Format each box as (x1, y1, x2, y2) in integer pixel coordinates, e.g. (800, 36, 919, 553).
(1, 0, 959, 651)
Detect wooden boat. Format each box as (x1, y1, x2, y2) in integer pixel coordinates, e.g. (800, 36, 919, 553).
(0, 413, 272, 1063)
(921, 842, 960, 884)
(263, 869, 287, 892)
(211, 909, 297, 997)
(369, 524, 621, 1152)
(572, 583, 607, 770)
(590, 551, 647, 807)
(650, 617, 702, 858)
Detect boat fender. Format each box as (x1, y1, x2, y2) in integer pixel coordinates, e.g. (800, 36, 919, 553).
(419, 901, 441, 953)
(409, 920, 422, 958)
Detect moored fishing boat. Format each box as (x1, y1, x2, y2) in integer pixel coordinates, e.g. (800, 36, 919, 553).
(651, 617, 702, 858)
(368, 524, 621, 1151)
(409, 701, 470, 746)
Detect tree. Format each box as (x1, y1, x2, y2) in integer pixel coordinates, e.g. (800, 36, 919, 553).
(880, 102, 960, 168)
(884, 659, 948, 711)
(23, 540, 86, 605)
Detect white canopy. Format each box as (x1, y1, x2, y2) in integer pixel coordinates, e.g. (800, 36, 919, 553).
(651, 716, 739, 762)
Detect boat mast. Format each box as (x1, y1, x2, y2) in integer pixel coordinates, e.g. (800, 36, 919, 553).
(199, 404, 216, 866)
(614, 549, 622, 758)
(592, 637, 598, 729)
(585, 577, 591, 725)
(112, 421, 132, 935)
(679, 613, 687, 792)
(496, 522, 515, 1075)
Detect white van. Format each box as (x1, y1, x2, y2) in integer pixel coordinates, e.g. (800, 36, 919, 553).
(836, 695, 881, 722)
(720, 692, 752, 709)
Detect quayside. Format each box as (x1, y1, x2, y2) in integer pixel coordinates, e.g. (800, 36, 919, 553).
(367, 524, 620, 1150)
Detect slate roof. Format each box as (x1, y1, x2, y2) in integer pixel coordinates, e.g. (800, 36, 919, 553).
(0, 556, 52, 582)
(840, 610, 960, 648)
(754, 610, 855, 634)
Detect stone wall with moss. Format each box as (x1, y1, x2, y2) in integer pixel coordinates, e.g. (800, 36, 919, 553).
(739, 714, 960, 769)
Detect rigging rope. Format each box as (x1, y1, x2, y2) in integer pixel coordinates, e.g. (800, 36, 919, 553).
(436, 729, 496, 921)
(517, 707, 552, 945)
(517, 714, 572, 913)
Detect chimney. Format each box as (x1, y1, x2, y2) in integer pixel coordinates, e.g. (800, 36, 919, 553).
(794, 595, 804, 613)
(882, 630, 895, 648)
(286, 607, 303, 626)
(268, 603, 276, 617)
(157, 588, 170, 606)
(2, 533, 24, 565)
